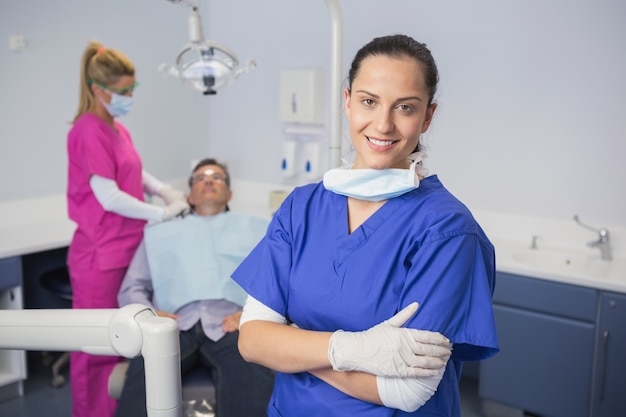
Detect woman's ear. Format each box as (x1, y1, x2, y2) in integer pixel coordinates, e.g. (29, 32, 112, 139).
(343, 88, 352, 119)
(91, 83, 107, 104)
(422, 102, 437, 133)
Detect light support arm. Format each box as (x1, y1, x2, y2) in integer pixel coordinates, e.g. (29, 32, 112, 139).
(160, 1, 256, 95)
(0, 304, 182, 417)
(165, 0, 199, 9)
(325, 0, 343, 169)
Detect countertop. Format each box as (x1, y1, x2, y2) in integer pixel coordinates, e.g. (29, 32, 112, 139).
(0, 195, 75, 259)
(1, 181, 624, 294)
(492, 237, 626, 293)
(473, 208, 626, 294)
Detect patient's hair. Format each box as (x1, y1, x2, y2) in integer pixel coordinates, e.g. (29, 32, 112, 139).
(72, 40, 135, 123)
(189, 158, 231, 188)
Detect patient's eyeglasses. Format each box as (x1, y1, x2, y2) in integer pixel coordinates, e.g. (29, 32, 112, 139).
(191, 169, 227, 186)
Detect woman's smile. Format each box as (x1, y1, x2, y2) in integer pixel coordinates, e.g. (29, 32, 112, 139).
(367, 136, 399, 148)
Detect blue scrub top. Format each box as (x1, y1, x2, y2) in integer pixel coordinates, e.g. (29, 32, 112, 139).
(233, 175, 499, 417)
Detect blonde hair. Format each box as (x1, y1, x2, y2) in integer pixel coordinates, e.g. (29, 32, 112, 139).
(72, 40, 135, 123)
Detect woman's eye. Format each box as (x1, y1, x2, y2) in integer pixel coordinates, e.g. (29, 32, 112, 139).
(397, 104, 413, 112)
(362, 98, 375, 106)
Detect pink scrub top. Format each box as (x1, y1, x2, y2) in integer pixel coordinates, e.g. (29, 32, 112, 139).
(67, 112, 147, 272)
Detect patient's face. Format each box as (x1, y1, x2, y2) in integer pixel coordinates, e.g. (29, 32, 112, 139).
(188, 164, 232, 209)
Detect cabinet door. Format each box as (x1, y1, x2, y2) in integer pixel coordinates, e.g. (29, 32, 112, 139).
(0, 256, 21, 291)
(480, 304, 595, 417)
(593, 292, 626, 417)
(0, 256, 26, 400)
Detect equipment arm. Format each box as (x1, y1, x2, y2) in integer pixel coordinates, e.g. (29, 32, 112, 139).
(0, 304, 182, 417)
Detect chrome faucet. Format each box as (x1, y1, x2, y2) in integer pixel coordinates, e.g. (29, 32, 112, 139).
(573, 215, 612, 261)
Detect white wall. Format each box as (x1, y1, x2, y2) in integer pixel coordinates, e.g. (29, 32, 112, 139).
(0, 0, 211, 202)
(1, 0, 625, 229)
(206, 0, 626, 228)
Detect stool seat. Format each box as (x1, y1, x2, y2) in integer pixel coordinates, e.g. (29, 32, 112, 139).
(39, 267, 72, 301)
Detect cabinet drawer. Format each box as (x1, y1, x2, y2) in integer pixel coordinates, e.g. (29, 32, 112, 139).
(480, 304, 594, 417)
(494, 272, 596, 321)
(0, 257, 21, 292)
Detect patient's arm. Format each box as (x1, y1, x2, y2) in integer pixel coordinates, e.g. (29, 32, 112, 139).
(156, 310, 179, 320)
(118, 241, 156, 310)
(222, 311, 242, 333)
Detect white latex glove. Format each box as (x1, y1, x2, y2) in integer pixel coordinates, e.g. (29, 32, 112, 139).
(377, 355, 450, 412)
(328, 302, 452, 378)
(162, 200, 190, 221)
(159, 184, 187, 205)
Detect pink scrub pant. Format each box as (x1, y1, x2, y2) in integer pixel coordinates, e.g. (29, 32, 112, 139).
(69, 266, 127, 417)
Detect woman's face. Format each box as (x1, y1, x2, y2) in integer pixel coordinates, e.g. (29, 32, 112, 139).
(345, 55, 436, 170)
(92, 75, 137, 105)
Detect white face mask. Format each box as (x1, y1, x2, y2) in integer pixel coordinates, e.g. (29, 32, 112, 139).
(101, 92, 134, 118)
(323, 152, 428, 202)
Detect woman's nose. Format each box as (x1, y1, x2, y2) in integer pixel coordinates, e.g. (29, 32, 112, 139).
(375, 109, 395, 133)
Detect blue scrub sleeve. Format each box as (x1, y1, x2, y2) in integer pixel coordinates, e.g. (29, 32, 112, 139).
(232, 196, 293, 317)
(401, 232, 499, 362)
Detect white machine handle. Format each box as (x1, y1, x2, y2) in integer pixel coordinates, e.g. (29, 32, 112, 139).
(0, 304, 182, 417)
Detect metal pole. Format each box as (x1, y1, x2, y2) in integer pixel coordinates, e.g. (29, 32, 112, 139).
(325, 0, 343, 169)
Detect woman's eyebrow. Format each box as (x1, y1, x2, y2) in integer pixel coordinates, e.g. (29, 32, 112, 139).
(355, 89, 379, 98)
(355, 89, 424, 102)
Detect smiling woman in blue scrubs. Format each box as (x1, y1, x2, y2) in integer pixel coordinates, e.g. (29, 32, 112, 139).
(233, 34, 499, 417)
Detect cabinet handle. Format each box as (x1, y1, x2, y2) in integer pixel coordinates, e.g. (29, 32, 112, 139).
(599, 330, 609, 401)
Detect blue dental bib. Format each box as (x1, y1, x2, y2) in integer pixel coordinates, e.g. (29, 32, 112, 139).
(144, 212, 269, 313)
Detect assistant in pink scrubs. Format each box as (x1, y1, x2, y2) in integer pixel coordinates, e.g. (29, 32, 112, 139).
(67, 41, 188, 417)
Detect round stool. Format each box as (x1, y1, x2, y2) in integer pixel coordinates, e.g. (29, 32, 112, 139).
(40, 266, 73, 302)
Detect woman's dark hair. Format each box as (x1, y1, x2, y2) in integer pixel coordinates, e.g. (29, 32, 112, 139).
(347, 34, 439, 106)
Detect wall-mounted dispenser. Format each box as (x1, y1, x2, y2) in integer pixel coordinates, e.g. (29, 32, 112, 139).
(281, 140, 299, 178)
(303, 141, 322, 180)
(279, 69, 324, 125)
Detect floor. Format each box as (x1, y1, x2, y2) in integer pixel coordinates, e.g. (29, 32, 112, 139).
(0, 351, 72, 417)
(0, 352, 491, 417)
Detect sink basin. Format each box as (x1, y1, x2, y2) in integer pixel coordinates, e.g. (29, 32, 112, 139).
(493, 237, 626, 292)
(511, 249, 612, 278)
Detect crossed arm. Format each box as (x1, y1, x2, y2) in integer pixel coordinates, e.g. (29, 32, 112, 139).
(237, 296, 451, 411)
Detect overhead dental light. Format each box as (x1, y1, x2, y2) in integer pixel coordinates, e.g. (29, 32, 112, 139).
(160, 0, 256, 95)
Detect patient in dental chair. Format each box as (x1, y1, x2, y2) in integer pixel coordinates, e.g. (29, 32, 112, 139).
(115, 158, 274, 417)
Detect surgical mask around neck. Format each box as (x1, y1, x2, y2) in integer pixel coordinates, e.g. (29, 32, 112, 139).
(323, 152, 428, 202)
(101, 92, 133, 118)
